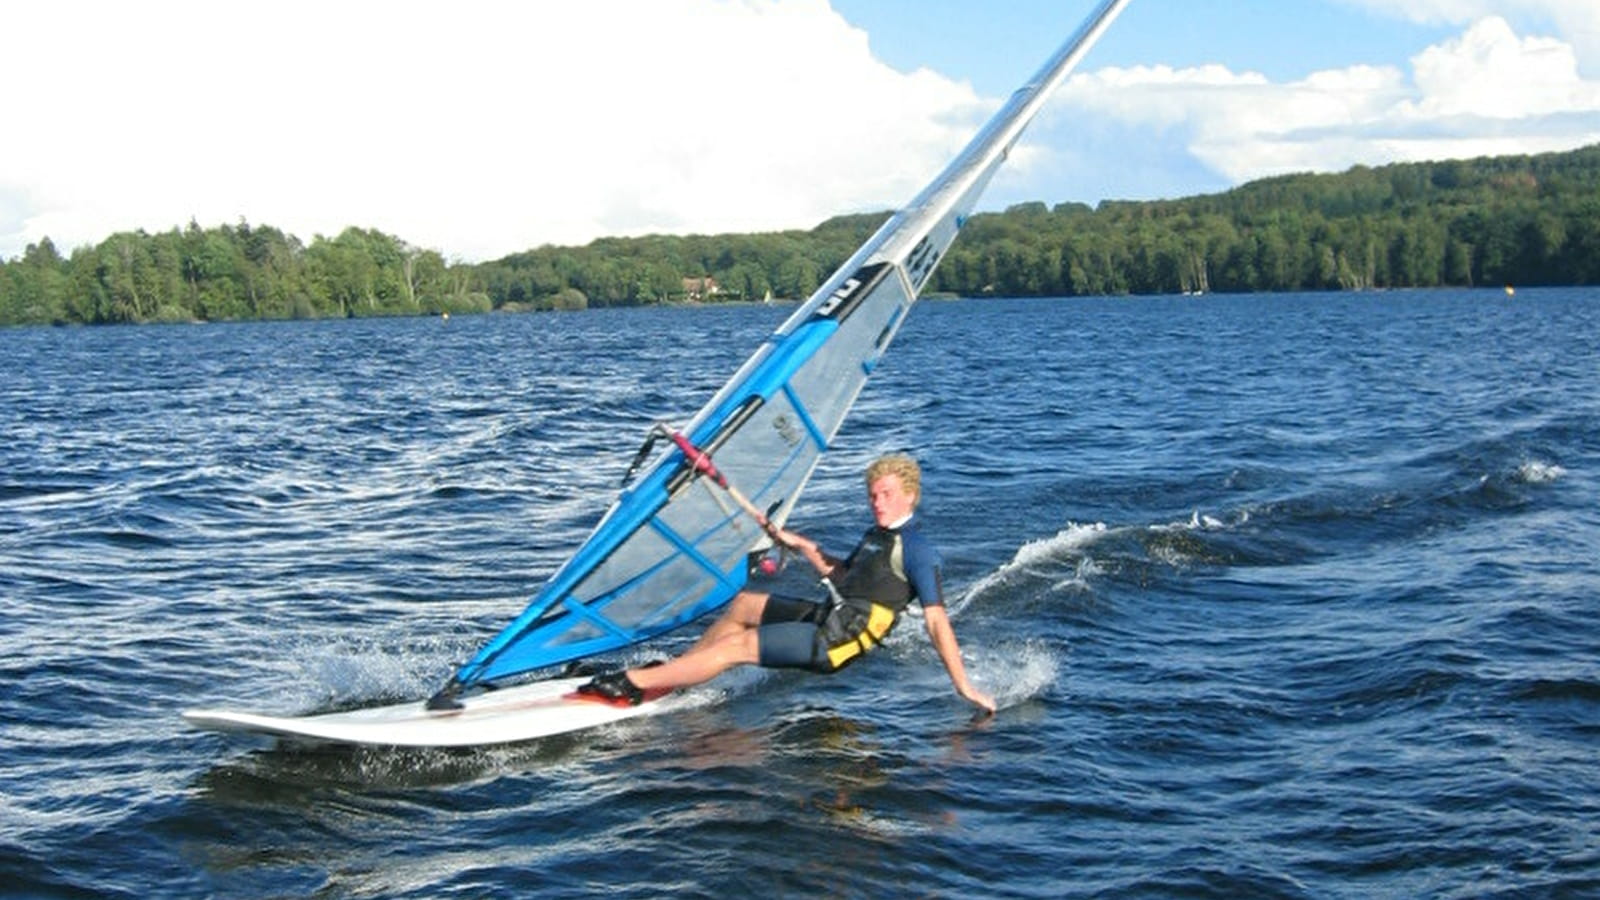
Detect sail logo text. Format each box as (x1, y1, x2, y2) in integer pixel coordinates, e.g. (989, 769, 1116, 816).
(906, 235, 940, 288)
(772, 414, 802, 447)
(816, 277, 862, 318)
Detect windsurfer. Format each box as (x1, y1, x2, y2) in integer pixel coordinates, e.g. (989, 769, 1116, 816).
(579, 454, 997, 713)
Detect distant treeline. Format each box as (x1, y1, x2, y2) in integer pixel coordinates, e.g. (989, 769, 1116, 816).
(3, 144, 1597, 326)
(0, 225, 492, 326)
(939, 143, 1600, 297)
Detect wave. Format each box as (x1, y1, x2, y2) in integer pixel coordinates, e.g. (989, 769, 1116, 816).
(957, 508, 1300, 614)
(954, 523, 1107, 610)
(958, 446, 1574, 619)
(957, 521, 1109, 613)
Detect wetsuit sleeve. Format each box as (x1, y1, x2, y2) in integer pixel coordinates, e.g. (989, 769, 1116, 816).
(901, 529, 945, 608)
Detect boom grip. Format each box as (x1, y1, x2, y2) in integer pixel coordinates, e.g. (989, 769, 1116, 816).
(667, 430, 729, 489)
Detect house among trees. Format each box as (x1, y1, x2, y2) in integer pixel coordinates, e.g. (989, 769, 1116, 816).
(681, 276, 719, 301)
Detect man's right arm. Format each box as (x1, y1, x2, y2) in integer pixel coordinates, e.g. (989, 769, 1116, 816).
(769, 526, 842, 578)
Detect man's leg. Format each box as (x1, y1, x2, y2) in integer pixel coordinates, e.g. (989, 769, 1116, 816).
(683, 590, 769, 654)
(579, 590, 789, 702)
(628, 626, 759, 691)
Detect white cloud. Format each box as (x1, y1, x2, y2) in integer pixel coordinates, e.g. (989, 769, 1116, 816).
(1402, 17, 1600, 118)
(0, 0, 982, 261)
(1046, 16, 1600, 188)
(1336, 0, 1600, 75)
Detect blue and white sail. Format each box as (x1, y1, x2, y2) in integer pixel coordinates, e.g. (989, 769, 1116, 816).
(433, 0, 1131, 702)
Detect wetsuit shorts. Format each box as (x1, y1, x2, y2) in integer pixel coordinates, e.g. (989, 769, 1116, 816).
(755, 594, 831, 673)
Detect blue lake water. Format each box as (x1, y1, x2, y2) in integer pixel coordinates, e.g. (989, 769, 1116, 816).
(2, 289, 1597, 898)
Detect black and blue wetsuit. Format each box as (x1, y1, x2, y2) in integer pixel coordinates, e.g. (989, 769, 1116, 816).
(757, 516, 944, 673)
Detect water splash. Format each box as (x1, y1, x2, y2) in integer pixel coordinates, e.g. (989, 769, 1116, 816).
(977, 639, 1060, 710)
(1515, 460, 1566, 484)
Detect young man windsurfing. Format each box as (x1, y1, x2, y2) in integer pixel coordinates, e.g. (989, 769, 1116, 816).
(579, 453, 997, 713)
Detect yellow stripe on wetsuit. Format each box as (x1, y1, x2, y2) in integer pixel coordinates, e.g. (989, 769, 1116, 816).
(824, 603, 897, 669)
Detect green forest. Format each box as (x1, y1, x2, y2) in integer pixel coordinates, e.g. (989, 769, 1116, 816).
(3, 144, 1597, 327)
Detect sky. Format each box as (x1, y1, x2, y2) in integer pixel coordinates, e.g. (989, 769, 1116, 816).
(3, 0, 1598, 263)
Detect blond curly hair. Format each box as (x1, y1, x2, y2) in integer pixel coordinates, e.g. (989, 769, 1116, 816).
(864, 453, 922, 505)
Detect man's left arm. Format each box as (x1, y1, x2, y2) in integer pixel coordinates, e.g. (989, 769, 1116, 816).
(905, 533, 995, 714)
(923, 605, 996, 713)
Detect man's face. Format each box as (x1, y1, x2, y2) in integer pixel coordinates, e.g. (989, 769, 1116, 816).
(867, 473, 916, 527)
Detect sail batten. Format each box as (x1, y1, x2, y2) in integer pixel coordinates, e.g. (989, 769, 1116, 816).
(439, 0, 1132, 695)
(782, 385, 830, 451)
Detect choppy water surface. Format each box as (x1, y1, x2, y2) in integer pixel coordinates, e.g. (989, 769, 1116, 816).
(3, 289, 1597, 898)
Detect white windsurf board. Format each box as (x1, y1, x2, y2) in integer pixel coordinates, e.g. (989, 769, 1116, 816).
(182, 675, 682, 748)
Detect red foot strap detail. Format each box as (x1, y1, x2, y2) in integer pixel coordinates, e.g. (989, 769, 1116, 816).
(564, 688, 673, 709)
